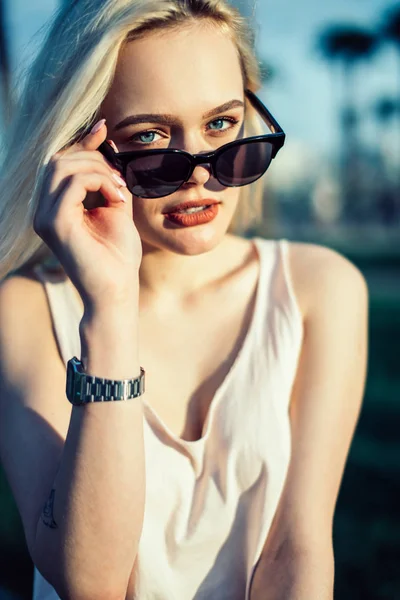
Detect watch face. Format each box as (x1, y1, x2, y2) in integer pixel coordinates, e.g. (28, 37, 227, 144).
(66, 360, 74, 400)
(66, 357, 82, 404)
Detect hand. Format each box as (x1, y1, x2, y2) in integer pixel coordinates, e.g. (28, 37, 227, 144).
(34, 120, 142, 308)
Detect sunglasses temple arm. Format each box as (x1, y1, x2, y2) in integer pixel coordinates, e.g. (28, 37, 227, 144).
(98, 140, 119, 168)
(245, 89, 284, 135)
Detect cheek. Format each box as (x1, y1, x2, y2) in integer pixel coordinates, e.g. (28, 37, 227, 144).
(130, 196, 157, 220)
(224, 187, 241, 210)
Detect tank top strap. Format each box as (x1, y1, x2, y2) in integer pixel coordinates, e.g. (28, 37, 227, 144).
(250, 236, 303, 361)
(34, 264, 81, 366)
(276, 238, 303, 335)
(252, 236, 280, 314)
(245, 237, 303, 421)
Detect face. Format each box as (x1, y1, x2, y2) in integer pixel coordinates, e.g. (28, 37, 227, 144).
(101, 22, 245, 255)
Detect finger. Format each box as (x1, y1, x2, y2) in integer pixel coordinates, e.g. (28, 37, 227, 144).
(78, 118, 108, 152)
(61, 172, 127, 209)
(57, 119, 108, 160)
(59, 150, 116, 168)
(36, 173, 126, 232)
(45, 156, 126, 197)
(106, 139, 119, 152)
(59, 150, 124, 181)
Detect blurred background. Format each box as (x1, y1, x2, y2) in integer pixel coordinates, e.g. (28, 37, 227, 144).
(0, 0, 399, 598)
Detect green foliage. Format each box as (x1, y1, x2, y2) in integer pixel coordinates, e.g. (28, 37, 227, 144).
(332, 264, 400, 599)
(0, 468, 32, 597)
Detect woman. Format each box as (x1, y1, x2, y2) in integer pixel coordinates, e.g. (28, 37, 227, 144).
(0, 1, 368, 599)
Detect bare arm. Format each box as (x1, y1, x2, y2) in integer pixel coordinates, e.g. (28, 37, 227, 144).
(249, 244, 368, 600)
(0, 276, 146, 600)
(0, 122, 146, 600)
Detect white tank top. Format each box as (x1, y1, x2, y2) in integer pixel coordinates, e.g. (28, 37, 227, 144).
(32, 236, 303, 600)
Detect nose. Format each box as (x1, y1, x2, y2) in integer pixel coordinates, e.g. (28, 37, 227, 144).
(186, 163, 212, 187)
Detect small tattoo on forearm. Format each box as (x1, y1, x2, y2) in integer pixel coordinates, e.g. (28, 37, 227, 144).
(41, 488, 58, 529)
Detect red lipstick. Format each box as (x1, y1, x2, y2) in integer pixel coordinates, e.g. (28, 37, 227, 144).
(163, 199, 220, 214)
(163, 201, 220, 227)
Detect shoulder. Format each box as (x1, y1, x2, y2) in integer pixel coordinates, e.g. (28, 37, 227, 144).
(0, 269, 49, 328)
(0, 269, 56, 380)
(0, 266, 69, 413)
(0, 267, 44, 298)
(266, 242, 369, 551)
(284, 240, 368, 321)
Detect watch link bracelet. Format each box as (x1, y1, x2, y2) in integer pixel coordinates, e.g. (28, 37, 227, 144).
(66, 356, 145, 405)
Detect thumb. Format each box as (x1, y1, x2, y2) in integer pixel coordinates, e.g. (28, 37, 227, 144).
(80, 118, 108, 151)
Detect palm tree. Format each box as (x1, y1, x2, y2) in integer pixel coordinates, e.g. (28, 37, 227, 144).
(0, 0, 12, 124)
(317, 25, 378, 221)
(317, 25, 378, 129)
(381, 5, 400, 202)
(374, 97, 399, 123)
(382, 5, 400, 98)
(373, 96, 400, 225)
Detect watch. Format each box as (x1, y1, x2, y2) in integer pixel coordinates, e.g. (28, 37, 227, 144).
(66, 357, 145, 405)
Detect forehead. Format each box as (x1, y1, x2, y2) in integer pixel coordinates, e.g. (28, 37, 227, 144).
(103, 22, 244, 123)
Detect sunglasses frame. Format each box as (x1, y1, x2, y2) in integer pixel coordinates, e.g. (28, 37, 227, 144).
(98, 89, 286, 198)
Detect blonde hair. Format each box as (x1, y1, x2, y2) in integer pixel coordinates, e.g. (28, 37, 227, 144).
(0, 0, 262, 279)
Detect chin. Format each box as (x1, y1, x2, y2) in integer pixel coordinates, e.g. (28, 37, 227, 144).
(140, 220, 230, 256)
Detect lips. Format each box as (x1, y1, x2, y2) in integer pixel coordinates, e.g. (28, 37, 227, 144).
(163, 199, 220, 214)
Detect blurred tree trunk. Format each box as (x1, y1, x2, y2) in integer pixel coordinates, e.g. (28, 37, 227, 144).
(317, 25, 378, 223)
(373, 97, 399, 226)
(382, 6, 400, 100)
(382, 5, 400, 201)
(0, 0, 12, 124)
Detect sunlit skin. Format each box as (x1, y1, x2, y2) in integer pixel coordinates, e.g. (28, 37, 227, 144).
(101, 23, 248, 300)
(0, 15, 369, 600)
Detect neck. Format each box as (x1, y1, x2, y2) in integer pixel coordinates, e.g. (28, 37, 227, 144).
(138, 233, 236, 305)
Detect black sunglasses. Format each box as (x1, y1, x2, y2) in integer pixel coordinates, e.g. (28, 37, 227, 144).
(98, 90, 285, 199)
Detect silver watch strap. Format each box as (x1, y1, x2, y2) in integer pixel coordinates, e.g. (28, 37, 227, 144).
(81, 368, 145, 402)
(66, 357, 145, 405)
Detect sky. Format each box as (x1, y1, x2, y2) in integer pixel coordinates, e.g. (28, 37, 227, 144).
(3, 0, 399, 181)
(256, 0, 398, 143)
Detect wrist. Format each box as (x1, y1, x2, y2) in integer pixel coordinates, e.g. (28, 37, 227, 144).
(79, 306, 140, 380)
(81, 279, 140, 315)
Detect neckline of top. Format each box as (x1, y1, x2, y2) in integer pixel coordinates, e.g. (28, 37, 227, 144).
(142, 236, 275, 448)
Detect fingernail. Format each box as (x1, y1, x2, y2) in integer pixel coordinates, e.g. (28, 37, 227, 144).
(117, 188, 126, 202)
(90, 119, 106, 134)
(107, 139, 119, 152)
(112, 173, 127, 187)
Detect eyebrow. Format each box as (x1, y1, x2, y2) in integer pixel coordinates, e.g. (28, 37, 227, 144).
(113, 99, 245, 131)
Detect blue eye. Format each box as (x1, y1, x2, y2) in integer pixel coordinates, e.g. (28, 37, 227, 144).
(138, 132, 157, 143)
(130, 130, 163, 144)
(207, 117, 239, 133)
(209, 118, 227, 131)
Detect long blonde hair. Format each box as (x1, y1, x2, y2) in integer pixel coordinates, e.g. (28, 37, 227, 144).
(0, 0, 262, 279)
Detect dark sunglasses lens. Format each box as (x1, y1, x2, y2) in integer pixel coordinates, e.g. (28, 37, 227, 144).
(216, 140, 273, 187)
(125, 153, 192, 198)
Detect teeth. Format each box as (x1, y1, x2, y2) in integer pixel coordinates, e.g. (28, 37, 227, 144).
(177, 205, 208, 214)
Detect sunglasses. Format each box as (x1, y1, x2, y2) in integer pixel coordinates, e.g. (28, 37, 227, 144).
(98, 90, 285, 199)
